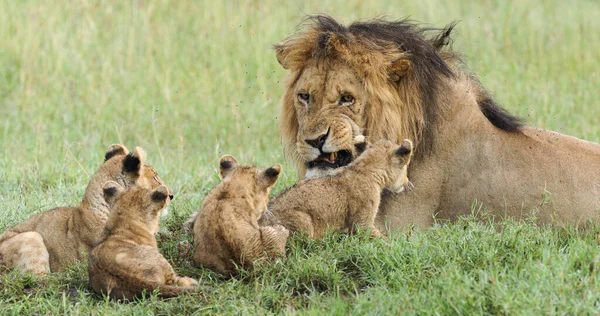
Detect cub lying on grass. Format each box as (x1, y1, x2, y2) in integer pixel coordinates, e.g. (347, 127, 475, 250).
(0, 145, 171, 275)
(260, 138, 413, 239)
(191, 155, 289, 276)
(88, 181, 197, 300)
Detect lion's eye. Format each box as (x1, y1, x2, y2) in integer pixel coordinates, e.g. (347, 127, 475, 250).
(339, 94, 355, 106)
(297, 93, 310, 104)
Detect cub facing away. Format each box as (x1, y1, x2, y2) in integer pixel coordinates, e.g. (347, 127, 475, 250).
(0, 145, 171, 275)
(260, 138, 413, 239)
(88, 181, 197, 300)
(192, 155, 289, 276)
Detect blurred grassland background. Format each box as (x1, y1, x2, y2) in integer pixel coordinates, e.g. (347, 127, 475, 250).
(1, 0, 599, 223)
(1, 0, 600, 314)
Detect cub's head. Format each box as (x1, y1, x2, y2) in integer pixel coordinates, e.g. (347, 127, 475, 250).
(355, 139, 413, 193)
(98, 144, 174, 200)
(218, 155, 282, 218)
(102, 181, 171, 235)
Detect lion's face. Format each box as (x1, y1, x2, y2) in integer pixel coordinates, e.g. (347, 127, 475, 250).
(292, 61, 369, 179)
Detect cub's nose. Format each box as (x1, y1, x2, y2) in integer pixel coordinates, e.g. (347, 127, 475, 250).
(304, 129, 329, 149)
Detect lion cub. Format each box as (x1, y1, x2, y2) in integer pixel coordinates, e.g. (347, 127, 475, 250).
(0, 145, 171, 275)
(191, 155, 289, 276)
(260, 138, 413, 239)
(88, 181, 197, 300)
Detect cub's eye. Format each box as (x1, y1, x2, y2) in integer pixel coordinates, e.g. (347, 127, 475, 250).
(339, 94, 355, 106)
(297, 93, 310, 103)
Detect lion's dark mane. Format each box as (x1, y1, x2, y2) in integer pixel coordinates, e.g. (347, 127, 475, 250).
(305, 15, 523, 135)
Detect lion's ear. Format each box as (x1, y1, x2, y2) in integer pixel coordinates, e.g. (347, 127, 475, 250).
(105, 144, 129, 162)
(388, 59, 411, 82)
(103, 181, 125, 205)
(123, 146, 147, 176)
(219, 155, 239, 179)
(259, 164, 282, 188)
(275, 46, 290, 70)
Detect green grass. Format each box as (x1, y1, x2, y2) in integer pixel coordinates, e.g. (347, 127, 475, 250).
(1, 0, 599, 314)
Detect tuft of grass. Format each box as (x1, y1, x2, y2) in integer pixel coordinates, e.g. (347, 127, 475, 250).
(1, 0, 600, 314)
(3, 214, 599, 314)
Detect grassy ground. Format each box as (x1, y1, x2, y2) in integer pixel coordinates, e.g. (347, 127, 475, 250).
(1, 0, 599, 314)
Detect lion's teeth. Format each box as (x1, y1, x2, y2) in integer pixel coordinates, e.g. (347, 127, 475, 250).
(329, 152, 336, 163)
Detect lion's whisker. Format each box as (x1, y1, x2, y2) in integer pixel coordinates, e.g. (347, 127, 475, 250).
(403, 180, 415, 193)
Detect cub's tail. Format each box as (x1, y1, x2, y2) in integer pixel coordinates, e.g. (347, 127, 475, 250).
(105, 278, 199, 300)
(121, 275, 199, 299)
(149, 283, 198, 298)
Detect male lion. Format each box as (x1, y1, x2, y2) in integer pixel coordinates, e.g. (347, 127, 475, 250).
(88, 182, 197, 300)
(191, 155, 289, 276)
(274, 15, 600, 229)
(0, 145, 172, 275)
(261, 138, 413, 239)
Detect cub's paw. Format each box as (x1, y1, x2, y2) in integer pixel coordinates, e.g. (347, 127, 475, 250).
(272, 225, 290, 254)
(369, 227, 386, 240)
(176, 276, 198, 287)
(273, 224, 290, 239)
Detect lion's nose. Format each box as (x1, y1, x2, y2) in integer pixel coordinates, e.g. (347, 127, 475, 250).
(305, 129, 329, 149)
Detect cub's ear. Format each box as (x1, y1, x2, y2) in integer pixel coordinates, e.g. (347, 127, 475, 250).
(105, 144, 129, 162)
(103, 181, 125, 205)
(151, 185, 169, 203)
(388, 59, 411, 82)
(353, 135, 368, 155)
(219, 155, 239, 179)
(259, 164, 282, 188)
(123, 146, 147, 175)
(395, 139, 413, 158)
(150, 185, 169, 214)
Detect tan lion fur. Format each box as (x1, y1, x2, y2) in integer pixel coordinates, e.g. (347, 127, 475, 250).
(261, 139, 413, 239)
(274, 15, 600, 229)
(0, 145, 172, 275)
(88, 182, 197, 300)
(192, 155, 289, 276)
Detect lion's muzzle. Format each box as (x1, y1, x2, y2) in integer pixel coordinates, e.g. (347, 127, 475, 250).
(305, 149, 353, 170)
(299, 116, 362, 179)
